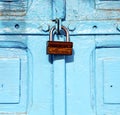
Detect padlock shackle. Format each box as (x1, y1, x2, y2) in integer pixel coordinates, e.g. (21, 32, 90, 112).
(49, 26, 70, 42)
(49, 26, 56, 41)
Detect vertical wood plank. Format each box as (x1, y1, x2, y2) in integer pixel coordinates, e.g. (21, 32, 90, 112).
(53, 55, 66, 115)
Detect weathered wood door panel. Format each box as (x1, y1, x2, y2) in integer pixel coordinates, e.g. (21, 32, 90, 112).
(0, 0, 119, 115)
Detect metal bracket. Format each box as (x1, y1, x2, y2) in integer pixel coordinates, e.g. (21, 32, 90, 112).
(52, 0, 66, 20)
(54, 18, 62, 35)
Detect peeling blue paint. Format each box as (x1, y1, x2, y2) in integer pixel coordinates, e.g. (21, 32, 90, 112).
(0, 0, 119, 115)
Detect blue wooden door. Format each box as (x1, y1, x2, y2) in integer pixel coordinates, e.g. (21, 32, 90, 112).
(0, 0, 120, 115)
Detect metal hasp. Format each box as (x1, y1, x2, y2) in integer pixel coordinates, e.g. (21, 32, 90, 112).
(47, 26, 73, 55)
(52, 0, 66, 20)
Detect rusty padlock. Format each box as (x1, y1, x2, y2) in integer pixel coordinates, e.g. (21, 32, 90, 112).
(47, 26, 73, 55)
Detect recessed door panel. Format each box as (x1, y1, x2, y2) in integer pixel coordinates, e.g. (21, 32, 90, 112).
(0, 42, 30, 113)
(96, 48, 120, 115)
(0, 58, 20, 104)
(104, 60, 120, 104)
